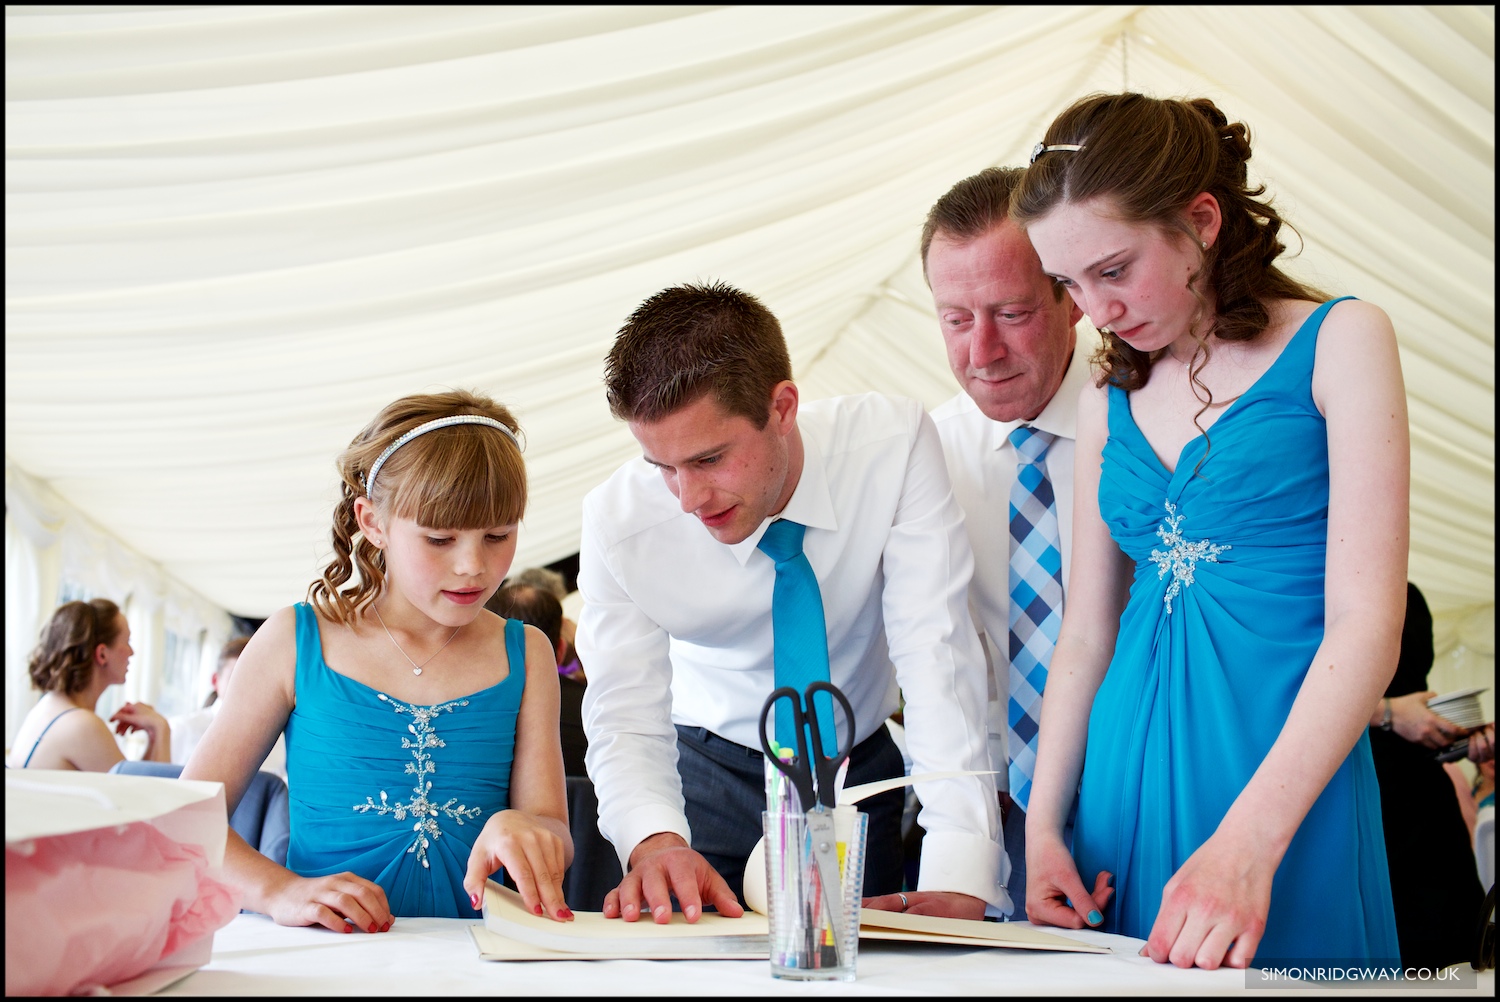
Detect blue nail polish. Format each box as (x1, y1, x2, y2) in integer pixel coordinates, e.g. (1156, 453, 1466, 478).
(1087, 909, 1103, 925)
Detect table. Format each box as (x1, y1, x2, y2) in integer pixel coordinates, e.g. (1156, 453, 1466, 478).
(158, 914, 1495, 996)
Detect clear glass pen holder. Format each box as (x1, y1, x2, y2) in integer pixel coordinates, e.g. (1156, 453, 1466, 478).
(761, 808, 866, 982)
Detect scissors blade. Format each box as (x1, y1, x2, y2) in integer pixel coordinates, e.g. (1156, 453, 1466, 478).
(806, 810, 845, 965)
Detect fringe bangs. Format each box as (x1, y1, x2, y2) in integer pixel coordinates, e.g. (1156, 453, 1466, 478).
(381, 431, 527, 530)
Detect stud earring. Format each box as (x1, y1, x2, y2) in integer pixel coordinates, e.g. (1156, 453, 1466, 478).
(1201, 240, 1208, 249)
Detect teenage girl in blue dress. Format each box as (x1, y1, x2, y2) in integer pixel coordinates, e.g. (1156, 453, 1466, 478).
(1012, 93, 1405, 970)
(183, 390, 573, 931)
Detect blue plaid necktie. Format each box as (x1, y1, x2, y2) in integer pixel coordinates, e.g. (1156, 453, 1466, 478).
(1007, 426, 1063, 812)
(757, 518, 836, 757)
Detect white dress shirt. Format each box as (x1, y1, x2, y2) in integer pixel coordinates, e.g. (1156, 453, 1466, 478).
(577, 392, 1005, 907)
(930, 327, 1098, 793)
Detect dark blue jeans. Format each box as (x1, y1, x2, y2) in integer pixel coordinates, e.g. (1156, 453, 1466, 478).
(675, 723, 906, 907)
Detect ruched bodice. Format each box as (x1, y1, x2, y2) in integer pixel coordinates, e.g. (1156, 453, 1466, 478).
(284, 603, 525, 918)
(1074, 298, 1398, 963)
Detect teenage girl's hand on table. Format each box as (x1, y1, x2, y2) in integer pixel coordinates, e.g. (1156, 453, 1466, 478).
(463, 809, 573, 921)
(1141, 828, 1274, 970)
(1025, 832, 1113, 929)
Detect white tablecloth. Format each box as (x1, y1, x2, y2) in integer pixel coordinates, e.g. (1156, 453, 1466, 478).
(157, 914, 1495, 996)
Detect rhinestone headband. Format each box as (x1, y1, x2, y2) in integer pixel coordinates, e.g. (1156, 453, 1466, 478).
(1030, 142, 1085, 165)
(363, 414, 518, 497)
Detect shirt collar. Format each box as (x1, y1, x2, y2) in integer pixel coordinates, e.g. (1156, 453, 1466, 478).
(987, 323, 1099, 450)
(728, 426, 838, 566)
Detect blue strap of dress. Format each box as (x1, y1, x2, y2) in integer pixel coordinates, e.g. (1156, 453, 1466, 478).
(23, 707, 82, 767)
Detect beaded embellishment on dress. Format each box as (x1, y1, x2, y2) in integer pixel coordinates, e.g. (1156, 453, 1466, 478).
(1148, 501, 1230, 615)
(352, 693, 483, 867)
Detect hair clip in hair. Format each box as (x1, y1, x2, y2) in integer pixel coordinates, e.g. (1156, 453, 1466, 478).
(362, 414, 519, 498)
(1030, 142, 1084, 165)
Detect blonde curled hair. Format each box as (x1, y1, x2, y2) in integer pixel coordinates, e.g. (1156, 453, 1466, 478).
(309, 390, 527, 626)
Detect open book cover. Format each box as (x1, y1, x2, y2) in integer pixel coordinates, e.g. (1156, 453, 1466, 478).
(479, 882, 769, 959)
(474, 880, 1108, 961)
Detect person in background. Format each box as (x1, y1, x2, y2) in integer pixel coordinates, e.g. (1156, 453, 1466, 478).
(513, 566, 585, 681)
(1466, 732, 1495, 893)
(182, 389, 572, 930)
(1367, 582, 1485, 970)
(488, 582, 589, 777)
(171, 635, 288, 781)
(907, 165, 1090, 918)
(1015, 92, 1406, 968)
(7, 598, 171, 771)
(1471, 729, 1496, 813)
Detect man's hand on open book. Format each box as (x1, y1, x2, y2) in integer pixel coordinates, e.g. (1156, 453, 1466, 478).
(863, 890, 986, 920)
(605, 832, 744, 923)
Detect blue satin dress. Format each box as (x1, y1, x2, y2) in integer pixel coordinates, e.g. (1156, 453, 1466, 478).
(284, 602, 525, 918)
(1074, 298, 1399, 963)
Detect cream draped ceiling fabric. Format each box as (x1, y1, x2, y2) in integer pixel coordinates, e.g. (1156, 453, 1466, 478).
(5, 7, 1494, 634)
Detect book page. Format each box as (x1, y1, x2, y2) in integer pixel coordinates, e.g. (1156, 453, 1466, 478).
(482, 882, 768, 957)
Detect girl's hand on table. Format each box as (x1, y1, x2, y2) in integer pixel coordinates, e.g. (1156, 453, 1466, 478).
(464, 810, 573, 921)
(1141, 831, 1273, 969)
(268, 871, 393, 934)
(1026, 833, 1113, 929)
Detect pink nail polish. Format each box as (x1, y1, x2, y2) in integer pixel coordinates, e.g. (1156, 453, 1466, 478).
(558, 908, 574, 920)
(368, 922, 377, 933)
(534, 904, 543, 916)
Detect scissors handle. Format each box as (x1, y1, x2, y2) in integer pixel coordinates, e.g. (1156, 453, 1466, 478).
(759, 686, 816, 810)
(801, 681, 855, 809)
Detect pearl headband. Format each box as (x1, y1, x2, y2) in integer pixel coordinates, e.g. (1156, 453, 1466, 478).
(362, 414, 518, 497)
(1030, 142, 1084, 165)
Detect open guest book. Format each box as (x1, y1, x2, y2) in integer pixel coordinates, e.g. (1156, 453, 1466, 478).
(472, 881, 1110, 962)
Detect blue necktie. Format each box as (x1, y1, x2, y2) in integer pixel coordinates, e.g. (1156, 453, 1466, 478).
(1007, 426, 1063, 812)
(757, 518, 836, 757)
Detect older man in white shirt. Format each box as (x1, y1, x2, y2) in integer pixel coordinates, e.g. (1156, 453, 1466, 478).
(918, 167, 1098, 921)
(577, 280, 1005, 924)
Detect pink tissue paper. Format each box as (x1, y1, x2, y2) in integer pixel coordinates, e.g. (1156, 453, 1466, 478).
(5, 820, 238, 996)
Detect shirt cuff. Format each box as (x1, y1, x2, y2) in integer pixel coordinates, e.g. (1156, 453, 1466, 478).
(917, 830, 1013, 914)
(612, 804, 693, 873)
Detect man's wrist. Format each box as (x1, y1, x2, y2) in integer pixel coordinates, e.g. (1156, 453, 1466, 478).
(628, 831, 689, 870)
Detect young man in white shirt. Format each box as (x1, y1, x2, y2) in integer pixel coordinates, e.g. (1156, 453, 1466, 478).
(918, 167, 1093, 918)
(577, 281, 1005, 923)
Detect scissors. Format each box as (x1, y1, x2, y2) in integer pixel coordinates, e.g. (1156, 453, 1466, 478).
(758, 680, 855, 965)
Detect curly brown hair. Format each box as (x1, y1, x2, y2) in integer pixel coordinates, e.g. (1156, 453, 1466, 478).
(28, 599, 123, 695)
(1011, 92, 1328, 399)
(308, 389, 527, 627)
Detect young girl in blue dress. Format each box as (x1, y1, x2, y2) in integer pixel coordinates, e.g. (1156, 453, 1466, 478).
(183, 390, 573, 931)
(1012, 94, 1405, 970)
